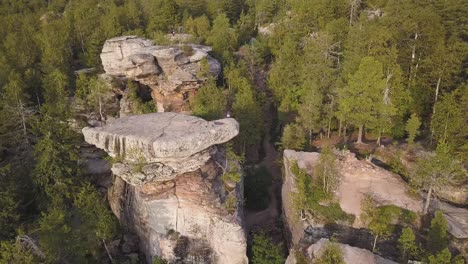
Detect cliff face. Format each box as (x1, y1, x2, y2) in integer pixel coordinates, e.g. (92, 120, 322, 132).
(83, 113, 247, 263)
(100, 36, 221, 113)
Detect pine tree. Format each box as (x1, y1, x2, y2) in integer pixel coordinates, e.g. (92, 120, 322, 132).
(398, 227, 418, 261)
(315, 145, 340, 195)
(405, 113, 421, 145)
(251, 233, 284, 264)
(190, 80, 226, 120)
(281, 123, 306, 150)
(411, 143, 464, 214)
(207, 13, 238, 64)
(427, 211, 448, 254)
(337, 56, 388, 144)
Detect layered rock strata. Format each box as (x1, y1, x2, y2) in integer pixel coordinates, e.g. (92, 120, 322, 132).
(83, 113, 247, 264)
(100, 36, 221, 112)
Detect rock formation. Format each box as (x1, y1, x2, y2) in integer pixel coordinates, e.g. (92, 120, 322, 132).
(282, 149, 422, 262)
(285, 239, 397, 264)
(100, 36, 221, 112)
(82, 113, 247, 263)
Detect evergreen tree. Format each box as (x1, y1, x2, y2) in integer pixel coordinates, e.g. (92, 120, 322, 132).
(207, 13, 238, 64)
(251, 233, 284, 264)
(405, 113, 421, 145)
(281, 123, 306, 150)
(411, 143, 464, 214)
(337, 56, 388, 144)
(315, 144, 340, 195)
(398, 227, 418, 261)
(190, 80, 226, 120)
(427, 211, 448, 254)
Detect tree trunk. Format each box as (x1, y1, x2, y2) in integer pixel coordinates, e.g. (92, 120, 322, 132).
(338, 120, 342, 137)
(376, 129, 382, 146)
(408, 32, 418, 87)
(372, 235, 378, 252)
(357, 125, 364, 144)
(99, 96, 104, 121)
(327, 118, 332, 138)
(344, 125, 348, 144)
(430, 77, 442, 145)
(423, 186, 433, 214)
(102, 239, 114, 264)
(309, 128, 312, 145)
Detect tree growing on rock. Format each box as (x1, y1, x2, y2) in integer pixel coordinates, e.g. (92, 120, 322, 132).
(315, 144, 341, 195)
(411, 142, 464, 214)
(315, 240, 344, 264)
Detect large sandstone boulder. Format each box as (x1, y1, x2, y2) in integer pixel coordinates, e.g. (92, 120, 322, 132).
(100, 36, 221, 112)
(83, 113, 247, 264)
(82, 113, 238, 185)
(285, 238, 397, 264)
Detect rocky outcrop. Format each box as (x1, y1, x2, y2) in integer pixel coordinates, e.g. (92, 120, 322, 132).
(83, 113, 247, 264)
(286, 239, 397, 264)
(100, 36, 221, 112)
(282, 149, 422, 262)
(83, 113, 238, 185)
(433, 201, 468, 239)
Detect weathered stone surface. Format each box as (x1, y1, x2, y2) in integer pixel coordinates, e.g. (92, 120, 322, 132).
(307, 239, 397, 264)
(100, 36, 221, 112)
(283, 149, 423, 263)
(433, 200, 468, 239)
(82, 113, 239, 185)
(83, 112, 247, 263)
(283, 149, 422, 230)
(83, 113, 238, 162)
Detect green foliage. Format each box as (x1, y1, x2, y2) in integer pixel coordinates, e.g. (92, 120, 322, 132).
(398, 227, 418, 260)
(228, 66, 264, 152)
(427, 247, 451, 264)
(431, 86, 467, 159)
(251, 233, 284, 264)
(337, 56, 394, 143)
(411, 142, 464, 213)
(315, 145, 340, 194)
(190, 79, 226, 120)
(361, 195, 417, 251)
(224, 192, 238, 214)
(245, 166, 272, 211)
(291, 163, 353, 224)
(147, 0, 180, 33)
(405, 113, 421, 145)
(207, 13, 238, 64)
(427, 211, 448, 254)
(127, 81, 157, 114)
(74, 184, 117, 241)
(153, 256, 168, 264)
(184, 15, 211, 43)
(315, 241, 344, 264)
(281, 123, 306, 150)
(0, 239, 37, 264)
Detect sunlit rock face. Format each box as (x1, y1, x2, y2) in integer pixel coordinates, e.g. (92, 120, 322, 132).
(282, 149, 422, 263)
(83, 113, 247, 264)
(100, 36, 221, 112)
